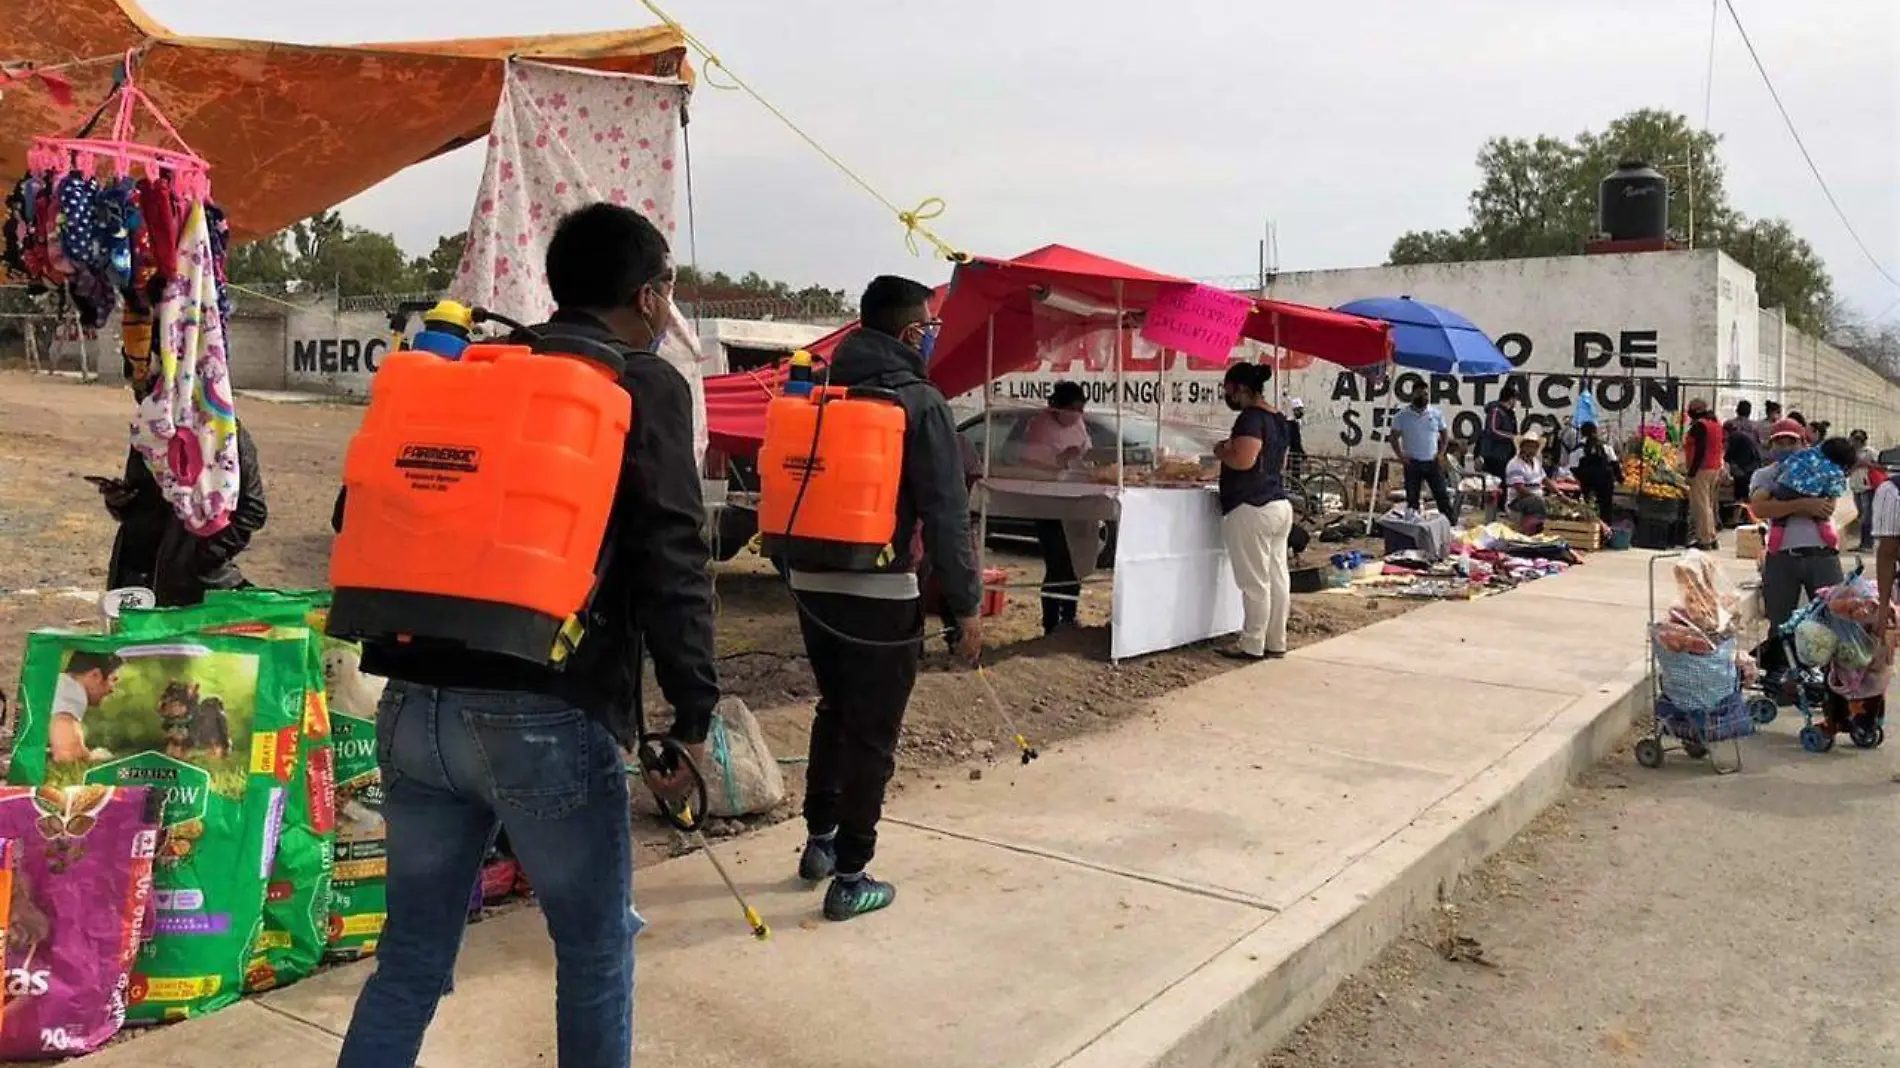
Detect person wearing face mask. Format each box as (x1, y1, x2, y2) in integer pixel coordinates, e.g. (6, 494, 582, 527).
(1748, 418, 1843, 681)
(1022, 381, 1091, 633)
(791, 275, 981, 922)
(1214, 362, 1293, 662)
(1389, 390, 1455, 519)
(335, 204, 720, 1068)
(1286, 398, 1308, 479)
(1478, 384, 1522, 518)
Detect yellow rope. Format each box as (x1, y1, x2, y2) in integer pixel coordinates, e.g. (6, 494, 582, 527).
(226, 283, 306, 311)
(638, 0, 965, 262)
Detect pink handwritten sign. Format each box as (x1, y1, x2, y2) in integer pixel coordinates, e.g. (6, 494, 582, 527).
(1139, 284, 1253, 363)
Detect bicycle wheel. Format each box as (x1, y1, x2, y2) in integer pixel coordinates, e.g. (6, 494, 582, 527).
(1296, 472, 1351, 521)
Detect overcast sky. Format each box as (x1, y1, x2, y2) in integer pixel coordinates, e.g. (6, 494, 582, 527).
(141, 0, 1899, 318)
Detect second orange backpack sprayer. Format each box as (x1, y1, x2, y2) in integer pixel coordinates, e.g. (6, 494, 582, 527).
(756, 349, 1040, 766)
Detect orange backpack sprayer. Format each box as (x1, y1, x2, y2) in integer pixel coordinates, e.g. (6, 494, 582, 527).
(326, 332, 633, 666)
(757, 355, 908, 571)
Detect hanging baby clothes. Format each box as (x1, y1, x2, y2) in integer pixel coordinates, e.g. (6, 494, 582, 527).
(131, 200, 239, 536)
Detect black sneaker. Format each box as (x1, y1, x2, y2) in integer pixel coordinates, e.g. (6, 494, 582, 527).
(824, 873, 897, 921)
(798, 836, 837, 883)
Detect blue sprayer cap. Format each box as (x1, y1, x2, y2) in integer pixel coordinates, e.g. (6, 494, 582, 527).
(412, 328, 471, 360)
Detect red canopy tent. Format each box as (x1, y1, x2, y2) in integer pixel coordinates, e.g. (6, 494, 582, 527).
(700, 245, 1390, 454)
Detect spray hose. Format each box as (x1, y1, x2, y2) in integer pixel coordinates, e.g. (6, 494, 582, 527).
(775, 373, 1040, 761)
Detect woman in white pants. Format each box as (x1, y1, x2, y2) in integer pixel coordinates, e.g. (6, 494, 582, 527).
(1215, 362, 1294, 661)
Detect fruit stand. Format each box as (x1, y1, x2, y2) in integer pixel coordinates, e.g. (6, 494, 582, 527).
(1618, 433, 1690, 548)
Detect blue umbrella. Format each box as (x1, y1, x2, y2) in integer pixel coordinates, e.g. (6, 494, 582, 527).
(1333, 296, 1513, 377)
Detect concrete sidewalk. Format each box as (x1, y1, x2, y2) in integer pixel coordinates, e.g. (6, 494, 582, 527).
(78, 549, 1670, 1068)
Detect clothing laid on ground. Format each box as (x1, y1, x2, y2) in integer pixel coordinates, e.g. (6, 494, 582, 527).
(108, 426, 267, 607)
(347, 310, 721, 747)
(1220, 406, 1292, 656)
(336, 683, 637, 1068)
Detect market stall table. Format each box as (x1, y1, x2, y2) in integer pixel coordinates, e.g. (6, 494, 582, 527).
(974, 478, 1242, 661)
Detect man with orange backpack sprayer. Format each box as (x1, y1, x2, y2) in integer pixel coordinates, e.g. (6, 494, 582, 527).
(768, 275, 983, 921)
(330, 204, 719, 1068)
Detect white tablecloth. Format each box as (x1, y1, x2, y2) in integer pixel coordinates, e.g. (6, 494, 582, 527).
(973, 479, 1243, 660)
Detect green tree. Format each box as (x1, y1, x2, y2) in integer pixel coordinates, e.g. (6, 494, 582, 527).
(1389, 107, 1832, 332)
(676, 265, 847, 314)
(226, 230, 297, 287)
(419, 231, 468, 291)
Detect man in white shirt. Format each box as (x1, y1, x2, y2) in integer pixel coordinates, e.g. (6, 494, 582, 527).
(1504, 432, 1553, 521)
(1389, 393, 1454, 517)
(49, 651, 121, 765)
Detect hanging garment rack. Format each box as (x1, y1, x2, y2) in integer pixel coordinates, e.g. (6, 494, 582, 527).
(26, 51, 209, 201)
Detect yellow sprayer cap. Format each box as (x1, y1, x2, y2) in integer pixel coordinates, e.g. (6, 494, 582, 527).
(422, 300, 475, 331)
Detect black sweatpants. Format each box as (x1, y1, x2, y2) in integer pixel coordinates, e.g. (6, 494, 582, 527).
(1402, 458, 1456, 517)
(798, 591, 923, 874)
(1036, 519, 1079, 633)
(1580, 475, 1616, 525)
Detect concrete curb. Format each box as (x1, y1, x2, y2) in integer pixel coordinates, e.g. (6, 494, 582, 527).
(1056, 656, 1654, 1068)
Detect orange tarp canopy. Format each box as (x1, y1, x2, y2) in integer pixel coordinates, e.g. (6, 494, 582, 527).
(0, 0, 689, 241)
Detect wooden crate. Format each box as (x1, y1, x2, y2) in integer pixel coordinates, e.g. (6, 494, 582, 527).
(1544, 517, 1603, 551)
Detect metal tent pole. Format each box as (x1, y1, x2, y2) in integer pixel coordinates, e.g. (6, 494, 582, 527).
(1115, 281, 1126, 491)
(977, 313, 996, 585)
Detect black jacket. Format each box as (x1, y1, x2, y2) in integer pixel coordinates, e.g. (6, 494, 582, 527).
(108, 425, 269, 607)
(822, 328, 982, 618)
(345, 312, 722, 745)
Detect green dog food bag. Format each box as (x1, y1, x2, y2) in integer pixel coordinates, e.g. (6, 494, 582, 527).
(205, 590, 386, 961)
(9, 626, 303, 1022)
(127, 594, 339, 994)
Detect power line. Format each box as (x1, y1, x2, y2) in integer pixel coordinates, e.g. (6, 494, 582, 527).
(1720, 0, 1900, 291)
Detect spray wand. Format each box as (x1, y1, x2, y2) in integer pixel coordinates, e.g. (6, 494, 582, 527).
(974, 665, 1039, 766)
(634, 734, 771, 941)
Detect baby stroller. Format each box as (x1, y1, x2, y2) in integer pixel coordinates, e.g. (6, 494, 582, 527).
(1746, 565, 1887, 753)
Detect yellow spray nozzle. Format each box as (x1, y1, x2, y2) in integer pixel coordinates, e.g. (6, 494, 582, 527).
(745, 908, 771, 940)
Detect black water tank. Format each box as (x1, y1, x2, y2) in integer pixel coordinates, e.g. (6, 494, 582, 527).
(1599, 159, 1669, 241)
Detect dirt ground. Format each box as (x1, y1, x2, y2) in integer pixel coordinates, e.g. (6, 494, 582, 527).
(0, 370, 1416, 850)
(1265, 734, 1900, 1068)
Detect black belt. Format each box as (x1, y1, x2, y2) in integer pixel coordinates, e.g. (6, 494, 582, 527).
(1772, 547, 1838, 559)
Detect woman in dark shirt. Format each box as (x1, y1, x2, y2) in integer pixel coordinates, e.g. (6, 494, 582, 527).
(1214, 362, 1293, 661)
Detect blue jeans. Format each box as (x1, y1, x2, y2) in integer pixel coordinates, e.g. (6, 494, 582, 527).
(338, 682, 638, 1068)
